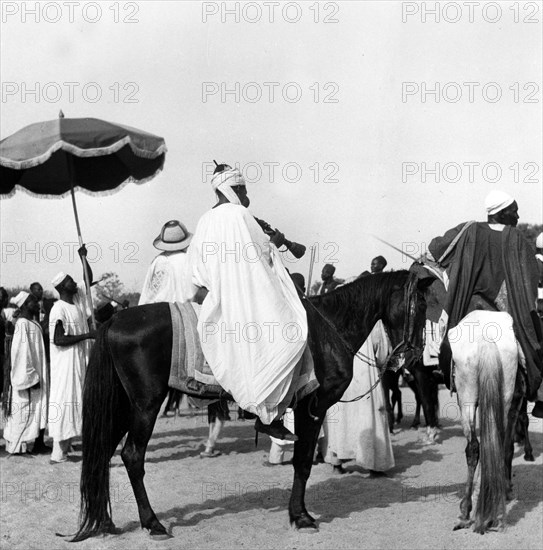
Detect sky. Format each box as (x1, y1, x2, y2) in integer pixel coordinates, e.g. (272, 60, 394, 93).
(1, 0, 542, 293)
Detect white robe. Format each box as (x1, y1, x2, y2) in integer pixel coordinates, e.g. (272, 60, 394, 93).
(48, 283, 90, 441)
(139, 250, 196, 305)
(324, 321, 395, 471)
(3, 318, 48, 453)
(189, 203, 309, 423)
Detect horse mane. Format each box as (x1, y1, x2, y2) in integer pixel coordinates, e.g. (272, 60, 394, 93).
(307, 270, 410, 326)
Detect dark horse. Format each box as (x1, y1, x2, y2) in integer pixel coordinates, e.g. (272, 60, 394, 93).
(382, 360, 440, 432)
(73, 271, 431, 541)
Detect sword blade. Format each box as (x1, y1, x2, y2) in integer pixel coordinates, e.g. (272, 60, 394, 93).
(369, 234, 420, 263)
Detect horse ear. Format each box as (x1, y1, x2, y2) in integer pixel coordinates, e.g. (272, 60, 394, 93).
(416, 276, 436, 292)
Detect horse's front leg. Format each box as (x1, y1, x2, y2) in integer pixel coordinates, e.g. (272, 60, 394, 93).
(505, 369, 526, 499)
(381, 374, 395, 433)
(406, 376, 421, 429)
(395, 382, 403, 424)
(518, 400, 534, 462)
(413, 362, 439, 443)
(289, 396, 326, 530)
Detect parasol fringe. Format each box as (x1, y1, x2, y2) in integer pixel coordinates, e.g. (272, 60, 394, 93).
(0, 168, 164, 200)
(0, 137, 167, 170)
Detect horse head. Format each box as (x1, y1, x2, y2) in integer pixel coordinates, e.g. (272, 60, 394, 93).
(382, 273, 434, 369)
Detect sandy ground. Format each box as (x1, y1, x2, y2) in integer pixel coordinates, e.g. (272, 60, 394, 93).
(1, 387, 542, 550)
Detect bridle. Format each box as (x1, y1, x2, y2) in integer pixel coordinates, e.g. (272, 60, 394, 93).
(300, 271, 425, 403)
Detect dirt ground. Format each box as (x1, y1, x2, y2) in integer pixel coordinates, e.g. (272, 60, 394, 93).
(1, 387, 542, 550)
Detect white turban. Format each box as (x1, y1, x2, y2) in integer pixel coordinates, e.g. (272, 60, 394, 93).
(211, 168, 245, 206)
(51, 271, 68, 287)
(485, 190, 515, 216)
(536, 232, 543, 249)
(12, 291, 30, 308)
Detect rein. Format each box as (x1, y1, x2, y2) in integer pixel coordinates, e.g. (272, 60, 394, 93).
(300, 272, 423, 403)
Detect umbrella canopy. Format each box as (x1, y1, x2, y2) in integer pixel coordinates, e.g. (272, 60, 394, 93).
(0, 115, 167, 328)
(0, 116, 167, 197)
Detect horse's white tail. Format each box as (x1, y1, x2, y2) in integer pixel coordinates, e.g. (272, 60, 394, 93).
(474, 339, 506, 533)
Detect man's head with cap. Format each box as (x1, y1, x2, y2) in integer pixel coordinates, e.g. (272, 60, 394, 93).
(12, 291, 39, 315)
(51, 272, 77, 295)
(485, 190, 519, 227)
(212, 161, 250, 208)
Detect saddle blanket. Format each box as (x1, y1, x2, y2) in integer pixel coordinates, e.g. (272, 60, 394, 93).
(168, 302, 226, 399)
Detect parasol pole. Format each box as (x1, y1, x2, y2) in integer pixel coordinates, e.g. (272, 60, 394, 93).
(67, 157, 96, 330)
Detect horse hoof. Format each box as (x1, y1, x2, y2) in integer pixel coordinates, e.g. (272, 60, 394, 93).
(453, 519, 472, 531)
(148, 531, 172, 541)
(524, 453, 535, 462)
(292, 513, 318, 531)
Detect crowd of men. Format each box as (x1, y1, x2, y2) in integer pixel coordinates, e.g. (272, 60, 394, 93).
(1, 173, 542, 474)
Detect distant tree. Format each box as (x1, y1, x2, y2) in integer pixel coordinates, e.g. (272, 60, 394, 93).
(94, 272, 125, 303)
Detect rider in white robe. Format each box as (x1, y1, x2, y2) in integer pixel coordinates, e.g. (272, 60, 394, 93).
(190, 168, 315, 431)
(3, 293, 48, 454)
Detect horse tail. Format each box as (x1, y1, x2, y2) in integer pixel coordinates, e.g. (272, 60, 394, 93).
(473, 339, 506, 533)
(72, 319, 120, 542)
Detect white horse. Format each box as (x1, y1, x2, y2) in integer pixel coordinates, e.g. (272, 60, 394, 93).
(449, 310, 525, 533)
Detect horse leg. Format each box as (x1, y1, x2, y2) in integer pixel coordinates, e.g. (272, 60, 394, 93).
(406, 376, 420, 429)
(395, 381, 403, 424)
(121, 402, 170, 539)
(381, 372, 395, 433)
(454, 413, 479, 530)
(515, 396, 534, 462)
(289, 394, 327, 530)
(453, 368, 479, 531)
(412, 362, 439, 443)
(504, 368, 526, 500)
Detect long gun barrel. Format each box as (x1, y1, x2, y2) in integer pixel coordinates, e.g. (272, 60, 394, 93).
(254, 217, 306, 259)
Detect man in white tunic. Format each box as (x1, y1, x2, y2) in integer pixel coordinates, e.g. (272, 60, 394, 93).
(190, 165, 315, 440)
(3, 292, 49, 455)
(48, 246, 96, 463)
(139, 220, 195, 305)
(140, 220, 195, 417)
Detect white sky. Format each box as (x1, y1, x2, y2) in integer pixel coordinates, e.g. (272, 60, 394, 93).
(1, 0, 542, 292)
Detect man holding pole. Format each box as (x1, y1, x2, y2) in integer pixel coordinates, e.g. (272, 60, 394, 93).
(48, 245, 97, 464)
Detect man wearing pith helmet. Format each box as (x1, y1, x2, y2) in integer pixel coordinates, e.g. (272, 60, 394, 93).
(139, 220, 195, 305)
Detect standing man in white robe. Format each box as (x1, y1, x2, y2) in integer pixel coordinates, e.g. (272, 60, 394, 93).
(48, 246, 96, 464)
(3, 292, 49, 455)
(190, 164, 316, 440)
(323, 320, 395, 474)
(323, 258, 395, 474)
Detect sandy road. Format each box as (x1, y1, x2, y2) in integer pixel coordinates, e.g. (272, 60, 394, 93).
(1, 388, 542, 550)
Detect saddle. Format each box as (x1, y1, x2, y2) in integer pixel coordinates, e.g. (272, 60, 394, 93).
(168, 303, 230, 401)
